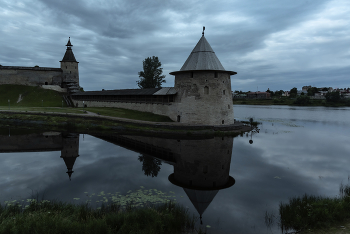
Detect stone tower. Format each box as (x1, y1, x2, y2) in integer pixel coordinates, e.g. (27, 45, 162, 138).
(170, 31, 237, 125)
(60, 37, 80, 93)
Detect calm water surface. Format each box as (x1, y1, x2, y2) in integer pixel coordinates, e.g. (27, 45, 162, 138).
(1, 105, 350, 234)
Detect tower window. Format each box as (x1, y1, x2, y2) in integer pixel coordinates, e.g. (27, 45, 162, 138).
(204, 86, 209, 95)
(70, 71, 71, 74)
(66, 66, 67, 69)
(190, 72, 193, 78)
(228, 105, 230, 109)
(214, 72, 218, 78)
(222, 120, 224, 124)
(223, 90, 226, 95)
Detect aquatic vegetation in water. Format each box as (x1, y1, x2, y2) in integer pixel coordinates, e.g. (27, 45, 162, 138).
(279, 183, 350, 233)
(82, 186, 177, 209)
(0, 187, 197, 234)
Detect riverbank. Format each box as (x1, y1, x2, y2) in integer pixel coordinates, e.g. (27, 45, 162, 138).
(280, 184, 350, 234)
(0, 198, 199, 234)
(233, 98, 350, 107)
(0, 109, 252, 137)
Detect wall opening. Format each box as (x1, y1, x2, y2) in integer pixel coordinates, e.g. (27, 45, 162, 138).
(45, 82, 48, 85)
(204, 86, 209, 95)
(222, 120, 224, 124)
(190, 72, 193, 78)
(228, 105, 230, 109)
(214, 72, 218, 78)
(223, 90, 226, 95)
(177, 115, 181, 122)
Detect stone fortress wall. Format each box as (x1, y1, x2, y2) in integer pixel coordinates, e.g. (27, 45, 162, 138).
(0, 66, 63, 86)
(72, 99, 178, 121)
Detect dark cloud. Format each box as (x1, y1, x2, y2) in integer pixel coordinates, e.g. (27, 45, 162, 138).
(0, 0, 349, 91)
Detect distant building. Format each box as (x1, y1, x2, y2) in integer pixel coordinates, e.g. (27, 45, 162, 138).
(246, 92, 271, 99)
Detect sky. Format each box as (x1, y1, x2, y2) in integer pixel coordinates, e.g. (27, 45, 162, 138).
(0, 0, 349, 92)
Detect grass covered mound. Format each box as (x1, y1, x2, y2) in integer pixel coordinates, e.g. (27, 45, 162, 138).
(279, 184, 350, 232)
(0, 84, 66, 107)
(0, 188, 197, 234)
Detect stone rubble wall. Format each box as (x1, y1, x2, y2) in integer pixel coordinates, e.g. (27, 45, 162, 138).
(0, 66, 63, 86)
(71, 99, 179, 121)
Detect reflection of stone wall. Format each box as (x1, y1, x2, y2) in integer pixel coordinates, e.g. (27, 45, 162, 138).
(0, 132, 63, 153)
(0, 67, 63, 86)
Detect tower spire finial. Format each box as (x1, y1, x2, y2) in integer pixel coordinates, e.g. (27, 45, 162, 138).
(202, 26, 205, 36)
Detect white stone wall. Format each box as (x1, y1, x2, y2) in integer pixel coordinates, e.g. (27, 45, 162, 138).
(72, 99, 178, 120)
(174, 71, 234, 125)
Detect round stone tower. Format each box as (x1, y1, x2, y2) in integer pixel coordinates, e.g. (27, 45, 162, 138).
(170, 30, 237, 125)
(60, 37, 80, 93)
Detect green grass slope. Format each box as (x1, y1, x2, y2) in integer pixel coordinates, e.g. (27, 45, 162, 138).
(0, 85, 67, 107)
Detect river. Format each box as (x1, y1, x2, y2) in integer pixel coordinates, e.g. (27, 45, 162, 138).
(1, 105, 350, 233)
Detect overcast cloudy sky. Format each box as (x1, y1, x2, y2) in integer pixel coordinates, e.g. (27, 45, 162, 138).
(0, 0, 349, 92)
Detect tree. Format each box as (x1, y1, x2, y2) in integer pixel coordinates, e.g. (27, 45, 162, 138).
(307, 87, 319, 96)
(290, 87, 298, 98)
(294, 96, 310, 105)
(325, 91, 341, 102)
(138, 154, 162, 177)
(137, 56, 166, 89)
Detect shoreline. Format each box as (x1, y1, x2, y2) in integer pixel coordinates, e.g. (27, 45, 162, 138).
(0, 110, 252, 137)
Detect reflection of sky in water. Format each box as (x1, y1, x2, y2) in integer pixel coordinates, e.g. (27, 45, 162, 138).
(1, 105, 350, 233)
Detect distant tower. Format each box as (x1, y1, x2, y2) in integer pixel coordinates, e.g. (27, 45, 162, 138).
(60, 133, 80, 180)
(170, 29, 237, 125)
(60, 37, 80, 93)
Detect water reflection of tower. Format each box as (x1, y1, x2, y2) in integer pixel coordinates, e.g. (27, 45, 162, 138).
(60, 133, 79, 180)
(168, 137, 235, 224)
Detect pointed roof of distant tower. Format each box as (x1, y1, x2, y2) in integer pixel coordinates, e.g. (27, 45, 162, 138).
(62, 157, 77, 181)
(60, 37, 78, 63)
(170, 27, 236, 75)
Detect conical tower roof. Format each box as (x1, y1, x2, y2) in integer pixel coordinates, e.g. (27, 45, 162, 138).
(60, 37, 78, 63)
(183, 188, 219, 216)
(170, 33, 236, 75)
(180, 36, 225, 71)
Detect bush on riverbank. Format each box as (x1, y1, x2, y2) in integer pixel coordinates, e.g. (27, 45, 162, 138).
(279, 184, 350, 233)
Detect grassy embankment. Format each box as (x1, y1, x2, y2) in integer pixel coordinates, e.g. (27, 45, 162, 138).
(0, 188, 203, 234)
(279, 184, 350, 234)
(0, 84, 173, 122)
(233, 97, 350, 107)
